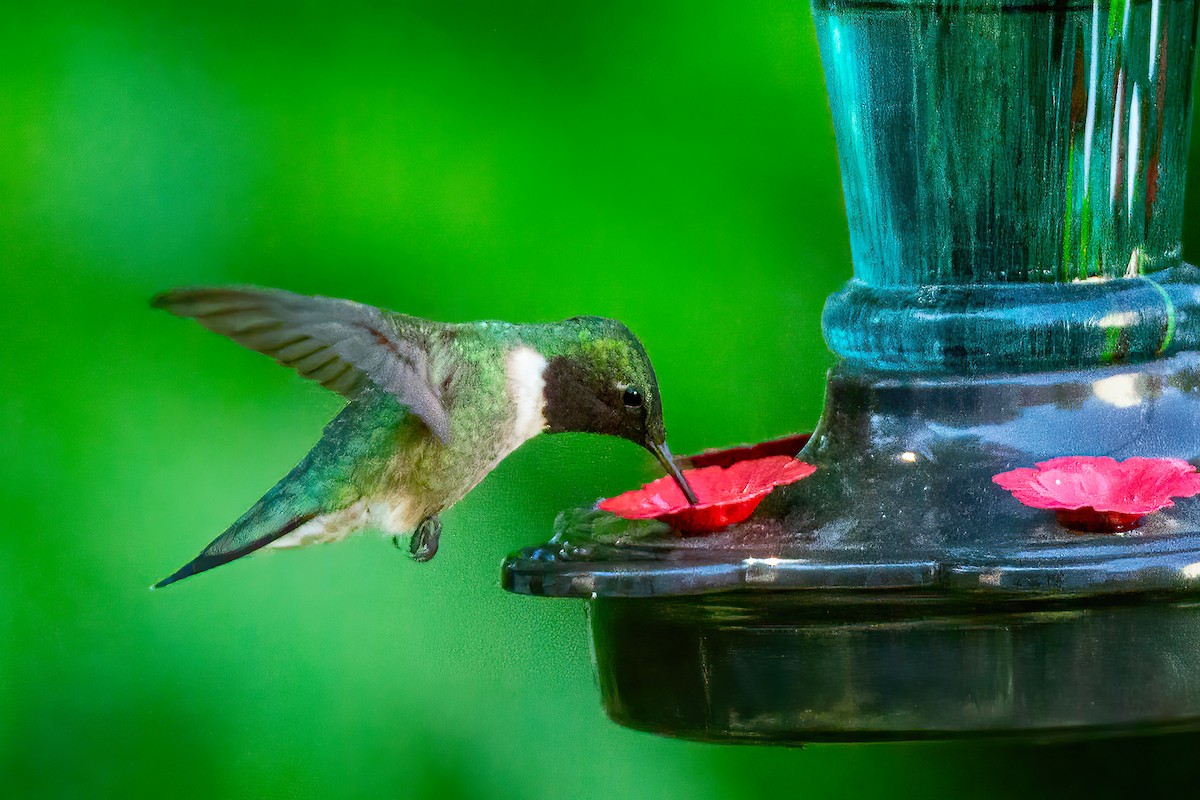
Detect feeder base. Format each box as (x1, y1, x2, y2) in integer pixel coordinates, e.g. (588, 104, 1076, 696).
(591, 592, 1200, 743)
(504, 354, 1200, 742)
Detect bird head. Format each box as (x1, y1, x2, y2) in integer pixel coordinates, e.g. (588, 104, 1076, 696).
(534, 316, 698, 504)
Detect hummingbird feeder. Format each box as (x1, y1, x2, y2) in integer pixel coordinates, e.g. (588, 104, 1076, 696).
(503, 0, 1200, 743)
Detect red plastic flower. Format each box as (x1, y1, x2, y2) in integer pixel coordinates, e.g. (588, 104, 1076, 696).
(682, 433, 811, 469)
(599, 455, 816, 534)
(993, 456, 1200, 532)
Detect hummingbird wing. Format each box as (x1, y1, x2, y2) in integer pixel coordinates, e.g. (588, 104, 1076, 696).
(153, 286, 453, 442)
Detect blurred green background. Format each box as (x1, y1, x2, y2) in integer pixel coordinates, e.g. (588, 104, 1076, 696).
(6, 1, 1200, 798)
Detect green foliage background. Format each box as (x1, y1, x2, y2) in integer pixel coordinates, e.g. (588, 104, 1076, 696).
(5, 2, 1200, 797)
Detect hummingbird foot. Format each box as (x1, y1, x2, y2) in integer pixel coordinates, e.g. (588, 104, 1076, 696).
(400, 514, 441, 563)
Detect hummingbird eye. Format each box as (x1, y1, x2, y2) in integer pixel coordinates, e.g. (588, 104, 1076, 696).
(623, 386, 644, 409)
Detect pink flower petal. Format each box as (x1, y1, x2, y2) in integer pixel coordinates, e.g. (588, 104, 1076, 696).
(993, 456, 1200, 526)
(600, 455, 817, 533)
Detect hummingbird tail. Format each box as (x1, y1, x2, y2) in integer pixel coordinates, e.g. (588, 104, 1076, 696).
(154, 433, 349, 588)
(153, 390, 403, 589)
(152, 505, 322, 589)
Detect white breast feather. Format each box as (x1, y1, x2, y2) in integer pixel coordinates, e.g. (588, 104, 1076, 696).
(506, 346, 548, 449)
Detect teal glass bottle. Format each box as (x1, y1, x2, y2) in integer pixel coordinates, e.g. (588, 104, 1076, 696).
(817, 0, 1200, 373)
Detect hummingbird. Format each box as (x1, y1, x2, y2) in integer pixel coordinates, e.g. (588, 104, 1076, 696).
(152, 286, 697, 588)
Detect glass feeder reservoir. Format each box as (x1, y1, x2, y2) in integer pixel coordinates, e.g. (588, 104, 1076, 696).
(504, 0, 1200, 743)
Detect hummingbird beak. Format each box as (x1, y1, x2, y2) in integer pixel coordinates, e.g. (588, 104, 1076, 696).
(649, 440, 699, 505)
